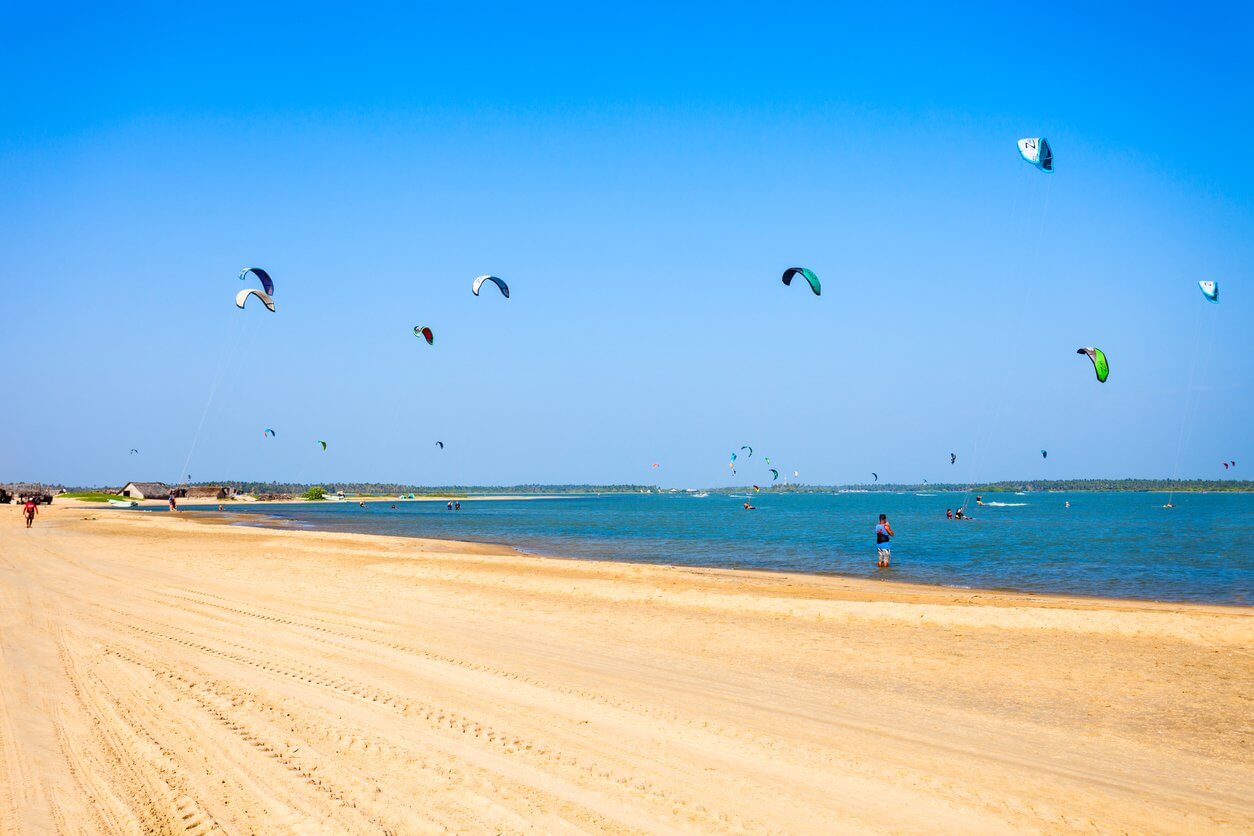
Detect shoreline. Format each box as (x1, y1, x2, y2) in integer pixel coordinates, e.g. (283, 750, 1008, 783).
(3, 502, 1251, 831)
(150, 500, 1252, 610)
(78, 503, 1254, 627)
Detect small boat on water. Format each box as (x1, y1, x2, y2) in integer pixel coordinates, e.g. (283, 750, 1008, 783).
(108, 498, 138, 508)
(692, 492, 709, 498)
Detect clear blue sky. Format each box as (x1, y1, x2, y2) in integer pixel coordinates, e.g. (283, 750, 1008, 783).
(2, 2, 1250, 487)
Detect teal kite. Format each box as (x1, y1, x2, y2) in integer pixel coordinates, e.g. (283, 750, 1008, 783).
(781, 267, 820, 296)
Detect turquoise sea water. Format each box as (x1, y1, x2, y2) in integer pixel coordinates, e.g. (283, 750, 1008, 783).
(178, 492, 1251, 604)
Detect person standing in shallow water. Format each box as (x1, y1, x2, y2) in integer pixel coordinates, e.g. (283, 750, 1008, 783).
(875, 513, 894, 567)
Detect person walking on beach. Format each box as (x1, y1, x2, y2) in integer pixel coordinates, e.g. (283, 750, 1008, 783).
(875, 513, 894, 567)
(168, 493, 178, 512)
(22, 497, 38, 528)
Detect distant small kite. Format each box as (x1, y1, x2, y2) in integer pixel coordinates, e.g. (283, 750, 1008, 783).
(1076, 347, 1110, 383)
(235, 288, 275, 312)
(472, 275, 509, 298)
(239, 267, 275, 296)
(1017, 137, 1053, 172)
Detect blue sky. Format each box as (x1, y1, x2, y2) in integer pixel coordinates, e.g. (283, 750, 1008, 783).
(2, 2, 1250, 487)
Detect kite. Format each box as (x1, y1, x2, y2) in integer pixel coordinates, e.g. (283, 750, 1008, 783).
(129, 448, 138, 454)
(435, 441, 444, 449)
(741, 446, 753, 457)
(1076, 347, 1110, 383)
(1017, 137, 1053, 172)
(472, 275, 509, 298)
(317, 440, 327, 451)
(651, 463, 660, 469)
(872, 472, 878, 482)
(235, 288, 275, 312)
(264, 429, 276, 438)
(730, 453, 737, 463)
(781, 267, 821, 296)
(793, 470, 799, 478)
(770, 468, 779, 481)
(414, 326, 434, 345)
(764, 457, 771, 465)
(239, 267, 275, 296)
(1041, 449, 1048, 459)
(1198, 280, 1219, 303)
(1224, 462, 1229, 470)
(950, 453, 957, 465)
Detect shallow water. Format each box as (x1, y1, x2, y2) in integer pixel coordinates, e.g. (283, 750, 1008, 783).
(174, 492, 1251, 604)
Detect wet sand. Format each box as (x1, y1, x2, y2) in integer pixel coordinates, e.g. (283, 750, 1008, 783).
(2, 503, 1250, 832)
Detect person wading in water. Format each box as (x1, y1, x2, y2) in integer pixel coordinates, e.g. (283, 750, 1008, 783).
(875, 513, 894, 567)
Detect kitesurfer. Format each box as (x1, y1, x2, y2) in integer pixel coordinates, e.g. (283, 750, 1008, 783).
(22, 497, 38, 528)
(454, 501, 461, 510)
(875, 513, 894, 567)
(447, 501, 453, 511)
(975, 495, 984, 506)
(946, 508, 953, 520)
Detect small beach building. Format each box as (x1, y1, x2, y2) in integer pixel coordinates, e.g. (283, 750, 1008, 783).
(120, 481, 177, 499)
(186, 485, 233, 500)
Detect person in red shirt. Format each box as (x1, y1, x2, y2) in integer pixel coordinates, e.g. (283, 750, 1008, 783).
(22, 498, 38, 528)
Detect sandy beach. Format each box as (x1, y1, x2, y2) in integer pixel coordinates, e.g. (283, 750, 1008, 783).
(1, 504, 1250, 833)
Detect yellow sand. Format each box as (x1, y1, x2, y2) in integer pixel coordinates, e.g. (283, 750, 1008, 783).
(2, 504, 1250, 833)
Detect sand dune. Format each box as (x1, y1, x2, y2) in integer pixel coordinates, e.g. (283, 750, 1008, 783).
(2, 505, 1250, 832)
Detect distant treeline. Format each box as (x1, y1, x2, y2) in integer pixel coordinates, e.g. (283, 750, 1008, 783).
(40, 478, 1253, 495)
(193, 482, 654, 496)
(732, 479, 1252, 493)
